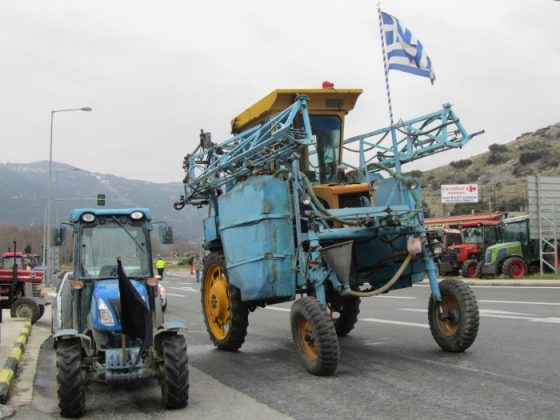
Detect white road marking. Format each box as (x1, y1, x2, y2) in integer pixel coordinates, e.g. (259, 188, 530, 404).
(415, 284, 560, 290)
(402, 308, 559, 324)
(266, 307, 290, 312)
(375, 295, 416, 299)
(166, 293, 186, 297)
(478, 299, 560, 306)
(531, 317, 560, 323)
(362, 318, 429, 328)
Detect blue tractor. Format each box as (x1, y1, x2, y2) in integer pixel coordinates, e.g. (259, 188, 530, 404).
(52, 208, 188, 417)
(174, 88, 484, 376)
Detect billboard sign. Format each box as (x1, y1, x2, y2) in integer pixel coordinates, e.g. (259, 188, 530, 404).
(441, 184, 479, 203)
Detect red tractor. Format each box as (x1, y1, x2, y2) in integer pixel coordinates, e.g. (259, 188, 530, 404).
(0, 251, 46, 323)
(437, 221, 503, 277)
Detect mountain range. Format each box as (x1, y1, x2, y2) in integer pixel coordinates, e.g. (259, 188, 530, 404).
(2, 122, 559, 237)
(0, 161, 205, 241)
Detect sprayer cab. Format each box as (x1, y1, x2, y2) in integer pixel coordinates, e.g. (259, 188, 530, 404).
(231, 88, 366, 209)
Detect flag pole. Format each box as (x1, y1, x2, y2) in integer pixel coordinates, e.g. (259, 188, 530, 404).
(377, 3, 401, 172)
(377, 2, 395, 127)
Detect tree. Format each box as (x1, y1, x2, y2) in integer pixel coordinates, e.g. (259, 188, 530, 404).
(449, 159, 472, 170)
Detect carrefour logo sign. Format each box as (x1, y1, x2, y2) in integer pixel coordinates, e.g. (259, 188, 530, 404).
(441, 184, 479, 203)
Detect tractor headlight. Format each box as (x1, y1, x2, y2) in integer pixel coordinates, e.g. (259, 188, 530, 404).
(98, 299, 115, 326)
(433, 245, 443, 256)
(130, 211, 144, 220)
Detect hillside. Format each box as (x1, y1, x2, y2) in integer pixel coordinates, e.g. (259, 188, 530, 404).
(416, 123, 560, 216)
(2, 122, 559, 238)
(0, 161, 205, 240)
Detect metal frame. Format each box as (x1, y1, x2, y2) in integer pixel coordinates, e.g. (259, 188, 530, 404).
(175, 97, 481, 304)
(528, 176, 559, 273)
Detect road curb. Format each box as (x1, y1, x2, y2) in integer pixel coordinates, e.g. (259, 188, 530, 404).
(0, 321, 32, 404)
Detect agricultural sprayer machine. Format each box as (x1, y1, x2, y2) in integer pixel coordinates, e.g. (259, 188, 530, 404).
(174, 88, 483, 375)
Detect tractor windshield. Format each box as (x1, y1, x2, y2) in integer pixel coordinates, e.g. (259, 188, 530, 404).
(2, 257, 23, 269)
(462, 227, 483, 244)
(304, 116, 341, 184)
(504, 220, 529, 243)
(78, 220, 150, 280)
(463, 225, 502, 246)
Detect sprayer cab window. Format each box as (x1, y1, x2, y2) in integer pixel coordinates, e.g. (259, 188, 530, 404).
(303, 116, 341, 184)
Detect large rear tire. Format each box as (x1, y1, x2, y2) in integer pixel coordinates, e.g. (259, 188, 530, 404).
(327, 294, 361, 336)
(428, 279, 479, 352)
(290, 296, 339, 376)
(10, 297, 41, 324)
(503, 257, 527, 279)
(201, 252, 249, 350)
(160, 334, 189, 409)
(56, 340, 85, 418)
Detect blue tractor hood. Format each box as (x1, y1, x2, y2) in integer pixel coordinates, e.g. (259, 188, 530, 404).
(89, 279, 149, 332)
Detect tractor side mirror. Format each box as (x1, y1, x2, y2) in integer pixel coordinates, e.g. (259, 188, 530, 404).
(52, 227, 66, 247)
(158, 225, 174, 244)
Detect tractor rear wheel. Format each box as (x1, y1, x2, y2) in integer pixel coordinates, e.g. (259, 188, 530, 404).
(327, 294, 361, 336)
(201, 252, 249, 351)
(10, 297, 41, 324)
(290, 296, 339, 376)
(56, 339, 85, 418)
(428, 279, 479, 353)
(503, 257, 527, 279)
(461, 259, 480, 278)
(160, 334, 189, 409)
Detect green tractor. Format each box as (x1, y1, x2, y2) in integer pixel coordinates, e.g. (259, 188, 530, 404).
(481, 215, 538, 278)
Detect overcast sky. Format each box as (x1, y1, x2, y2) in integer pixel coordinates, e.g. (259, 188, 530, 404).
(2, 0, 559, 183)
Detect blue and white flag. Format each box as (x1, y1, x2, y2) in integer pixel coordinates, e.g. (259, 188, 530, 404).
(381, 12, 435, 84)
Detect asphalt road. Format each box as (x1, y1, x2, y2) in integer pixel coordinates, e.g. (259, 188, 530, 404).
(23, 273, 560, 419)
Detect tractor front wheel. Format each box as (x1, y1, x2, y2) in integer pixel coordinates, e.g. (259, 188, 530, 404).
(290, 296, 339, 376)
(327, 294, 361, 336)
(56, 339, 85, 418)
(461, 259, 480, 278)
(201, 252, 249, 350)
(503, 257, 527, 279)
(160, 334, 189, 409)
(428, 279, 479, 353)
(10, 297, 41, 324)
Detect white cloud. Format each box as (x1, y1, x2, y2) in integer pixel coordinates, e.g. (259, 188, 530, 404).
(1, 0, 559, 182)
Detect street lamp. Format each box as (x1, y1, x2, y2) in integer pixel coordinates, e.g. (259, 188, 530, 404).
(45, 107, 92, 283)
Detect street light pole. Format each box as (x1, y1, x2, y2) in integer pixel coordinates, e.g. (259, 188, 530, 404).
(45, 107, 92, 283)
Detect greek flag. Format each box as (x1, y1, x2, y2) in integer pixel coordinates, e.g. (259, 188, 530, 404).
(381, 12, 435, 84)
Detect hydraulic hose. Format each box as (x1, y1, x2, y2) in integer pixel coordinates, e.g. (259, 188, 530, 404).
(346, 254, 412, 297)
(300, 173, 359, 226)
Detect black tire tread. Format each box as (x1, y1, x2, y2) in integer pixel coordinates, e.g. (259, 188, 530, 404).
(291, 296, 339, 376)
(161, 334, 189, 409)
(201, 252, 249, 351)
(56, 340, 85, 418)
(331, 296, 361, 336)
(10, 297, 41, 324)
(428, 279, 479, 353)
(503, 257, 528, 279)
(461, 259, 480, 278)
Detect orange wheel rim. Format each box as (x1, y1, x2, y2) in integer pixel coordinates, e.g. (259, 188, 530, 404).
(297, 318, 318, 360)
(435, 296, 459, 336)
(203, 263, 231, 340)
